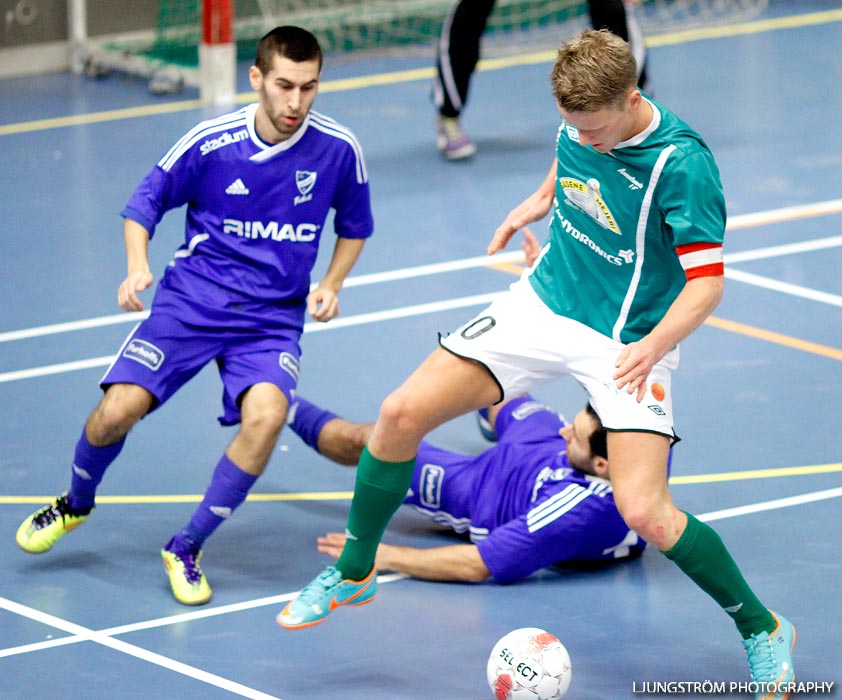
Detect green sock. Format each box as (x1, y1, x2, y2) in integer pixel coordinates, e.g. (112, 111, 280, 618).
(336, 446, 416, 581)
(664, 512, 776, 639)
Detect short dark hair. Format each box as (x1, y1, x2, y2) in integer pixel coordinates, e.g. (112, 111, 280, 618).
(585, 404, 607, 460)
(255, 25, 323, 74)
(550, 29, 637, 112)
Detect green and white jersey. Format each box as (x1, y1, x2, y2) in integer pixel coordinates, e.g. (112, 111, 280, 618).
(528, 99, 726, 343)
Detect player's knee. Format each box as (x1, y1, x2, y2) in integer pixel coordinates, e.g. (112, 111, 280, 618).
(378, 392, 425, 438)
(616, 497, 679, 550)
(241, 403, 286, 442)
(88, 385, 151, 444)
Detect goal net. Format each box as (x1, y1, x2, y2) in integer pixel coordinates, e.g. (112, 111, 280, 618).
(80, 0, 769, 93)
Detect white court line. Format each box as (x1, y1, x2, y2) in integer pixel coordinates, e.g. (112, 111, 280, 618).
(1, 197, 841, 346)
(0, 220, 840, 385)
(0, 294, 504, 384)
(0, 596, 284, 700)
(0, 572, 407, 697)
(0, 252, 525, 345)
(725, 268, 842, 308)
(724, 234, 842, 263)
(697, 485, 842, 522)
(0, 487, 838, 677)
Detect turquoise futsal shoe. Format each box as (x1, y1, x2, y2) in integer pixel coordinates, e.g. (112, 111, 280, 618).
(742, 611, 796, 700)
(277, 565, 377, 630)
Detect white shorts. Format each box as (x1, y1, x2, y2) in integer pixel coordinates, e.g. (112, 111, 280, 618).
(439, 277, 680, 439)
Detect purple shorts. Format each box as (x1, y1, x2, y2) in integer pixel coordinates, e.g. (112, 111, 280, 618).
(100, 313, 301, 425)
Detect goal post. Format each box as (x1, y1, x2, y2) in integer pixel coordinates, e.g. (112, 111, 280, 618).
(200, 0, 236, 105)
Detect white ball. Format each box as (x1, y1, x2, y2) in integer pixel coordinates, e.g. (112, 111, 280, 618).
(487, 627, 572, 700)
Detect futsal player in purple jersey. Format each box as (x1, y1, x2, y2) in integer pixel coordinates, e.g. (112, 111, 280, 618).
(286, 394, 645, 584)
(15, 26, 374, 606)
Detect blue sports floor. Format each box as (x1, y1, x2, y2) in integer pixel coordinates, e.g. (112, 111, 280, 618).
(1, 2, 840, 698)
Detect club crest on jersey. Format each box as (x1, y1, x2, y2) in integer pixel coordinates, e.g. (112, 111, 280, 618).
(559, 177, 620, 234)
(294, 170, 316, 205)
(123, 339, 164, 371)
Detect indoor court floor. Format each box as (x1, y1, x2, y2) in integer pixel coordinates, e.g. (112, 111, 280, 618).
(1, 1, 840, 698)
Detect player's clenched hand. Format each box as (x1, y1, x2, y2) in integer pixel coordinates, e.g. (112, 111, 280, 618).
(613, 339, 659, 403)
(118, 269, 154, 312)
(307, 286, 339, 322)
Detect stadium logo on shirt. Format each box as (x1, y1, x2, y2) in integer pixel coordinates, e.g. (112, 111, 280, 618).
(419, 464, 444, 508)
(199, 129, 249, 156)
(122, 339, 164, 371)
(559, 177, 620, 234)
(294, 170, 317, 205)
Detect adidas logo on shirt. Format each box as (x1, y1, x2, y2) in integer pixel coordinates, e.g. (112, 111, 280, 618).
(225, 178, 249, 195)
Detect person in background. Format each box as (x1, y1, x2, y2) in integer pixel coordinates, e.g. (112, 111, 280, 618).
(434, 0, 649, 160)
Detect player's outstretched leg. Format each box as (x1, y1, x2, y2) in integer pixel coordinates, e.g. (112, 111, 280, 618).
(276, 565, 377, 630)
(15, 493, 92, 553)
(742, 611, 796, 700)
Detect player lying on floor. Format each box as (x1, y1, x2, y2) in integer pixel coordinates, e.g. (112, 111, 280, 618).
(287, 393, 647, 583)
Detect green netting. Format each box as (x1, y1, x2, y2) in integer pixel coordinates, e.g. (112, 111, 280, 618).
(99, 0, 768, 75)
(112, 0, 588, 69)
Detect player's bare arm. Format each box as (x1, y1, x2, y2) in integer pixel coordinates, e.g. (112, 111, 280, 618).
(118, 218, 154, 312)
(317, 531, 491, 583)
(488, 160, 557, 255)
(614, 275, 724, 401)
(307, 236, 366, 322)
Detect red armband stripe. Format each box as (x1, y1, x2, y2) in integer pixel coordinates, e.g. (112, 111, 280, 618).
(685, 262, 724, 279)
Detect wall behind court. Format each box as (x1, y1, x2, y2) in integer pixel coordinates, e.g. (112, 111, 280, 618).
(0, 0, 158, 77)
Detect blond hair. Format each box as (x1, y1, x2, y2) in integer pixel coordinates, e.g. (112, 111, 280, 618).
(550, 29, 638, 112)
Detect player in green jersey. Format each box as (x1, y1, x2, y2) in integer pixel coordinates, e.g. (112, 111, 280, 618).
(281, 29, 795, 698)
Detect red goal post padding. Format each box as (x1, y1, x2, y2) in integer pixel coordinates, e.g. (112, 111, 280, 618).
(203, 0, 233, 45)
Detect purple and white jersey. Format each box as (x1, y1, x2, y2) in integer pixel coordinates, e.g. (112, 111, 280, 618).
(406, 398, 645, 584)
(121, 104, 374, 331)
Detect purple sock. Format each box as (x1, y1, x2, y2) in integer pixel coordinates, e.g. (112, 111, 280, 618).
(170, 455, 257, 552)
(68, 429, 125, 511)
(287, 396, 339, 453)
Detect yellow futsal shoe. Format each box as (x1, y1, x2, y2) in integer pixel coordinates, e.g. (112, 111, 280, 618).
(161, 538, 212, 606)
(16, 493, 92, 553)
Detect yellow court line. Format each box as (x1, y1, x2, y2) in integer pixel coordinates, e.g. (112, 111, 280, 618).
(2, 8, 841, 137)
(0, 98, 203, 136)
(2, 463, 840, 506)
(0, 491, 354, 505)
(644, 7, 842, 47)
(670, 463, 842, 485)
